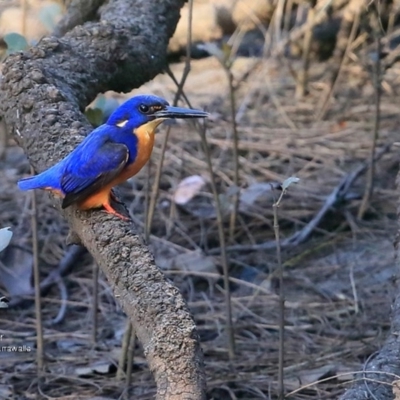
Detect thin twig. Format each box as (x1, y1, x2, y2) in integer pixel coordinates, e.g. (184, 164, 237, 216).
(349, 263, 359, 314)
(166, 62, 250, 360)
(125, 325, 136, 389)
(145, 123, 170, 243)
(31, 166, 44, 372)
(316, 3, 361, 120)
(273, 189, 286, 400)
(274, 0, 286, 43)
(145, 0, 194, 242)
(49, 275, 68, 325)
(363, 351, 380, 400)
(21, 0, 28, 38)
(358, 20, 381, 219)
(295, 2, 316, 99)
(197, 120, 235, 359)
(163, 63, 238, 355)
(227, 68, 240, 243)
(117, 319, 132, 381)
(283, 0, 294, 33)
(143, 161, 151, 242)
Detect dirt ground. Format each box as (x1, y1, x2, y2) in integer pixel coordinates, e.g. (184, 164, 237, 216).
(1, 21, 400, 400)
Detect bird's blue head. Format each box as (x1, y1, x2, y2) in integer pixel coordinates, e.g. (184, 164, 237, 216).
(106, 94, 208, 133)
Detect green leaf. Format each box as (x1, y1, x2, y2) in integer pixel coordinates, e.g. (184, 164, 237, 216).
(0, 227, 12, 253)
(85, 108, 104, 127)
(93, 95, 120, 120)
(282, 177, 300, 191)
(3, 33, 28, 55)
(39, 3, 63, 31)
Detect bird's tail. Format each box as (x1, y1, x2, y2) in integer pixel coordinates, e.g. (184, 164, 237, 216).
(18, 167, 61, 192)
(17, 176, 44, 191)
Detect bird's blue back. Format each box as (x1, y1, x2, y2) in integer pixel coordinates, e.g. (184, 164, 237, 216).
(18, 123, 139, 191)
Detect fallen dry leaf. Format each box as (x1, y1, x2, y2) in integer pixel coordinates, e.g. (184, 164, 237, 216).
(0, 385, 12, 398)
(0, 246, 33, 296)
(75, 361, 116, 377)
(172, 250, 217, 274)
(0, 227, 12, 253)
(284, 364, 338, 390)
(173, 175, 206, 205)
(240, 182, 276, 206)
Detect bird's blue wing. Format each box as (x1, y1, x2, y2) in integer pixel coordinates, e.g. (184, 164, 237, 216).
(61, 139, 129, 208)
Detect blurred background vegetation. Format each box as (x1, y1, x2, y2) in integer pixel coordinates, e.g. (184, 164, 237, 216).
(1, 0, 400, 399)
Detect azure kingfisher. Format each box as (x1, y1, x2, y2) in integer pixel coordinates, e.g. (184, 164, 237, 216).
(18, 95, 208, 220)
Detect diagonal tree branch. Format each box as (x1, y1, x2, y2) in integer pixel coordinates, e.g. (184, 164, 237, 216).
(0, 0, 206, 398)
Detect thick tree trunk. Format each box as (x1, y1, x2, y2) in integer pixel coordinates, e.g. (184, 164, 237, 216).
(0, 0, 206, 399)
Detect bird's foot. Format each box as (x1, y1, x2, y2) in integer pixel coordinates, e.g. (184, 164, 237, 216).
(103, 203, 129, 221)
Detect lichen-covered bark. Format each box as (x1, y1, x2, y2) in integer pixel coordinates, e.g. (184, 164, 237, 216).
(339, 171, 400, 400)
(0, 0, 206, 398)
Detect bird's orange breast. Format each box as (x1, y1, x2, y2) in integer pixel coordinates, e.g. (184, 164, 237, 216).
(113, 120, 159, 184)
(78, 119, 163, 210)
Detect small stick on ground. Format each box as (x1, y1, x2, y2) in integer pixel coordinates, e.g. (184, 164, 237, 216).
(31, 166, 44, 372)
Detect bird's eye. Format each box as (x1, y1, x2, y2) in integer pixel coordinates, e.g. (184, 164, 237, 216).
(139, 104, 150, 113)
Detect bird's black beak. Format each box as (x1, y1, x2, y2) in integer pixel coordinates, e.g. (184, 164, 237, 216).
(153, 105, 209, 119)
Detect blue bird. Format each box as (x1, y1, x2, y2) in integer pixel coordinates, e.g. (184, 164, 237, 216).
(18, 95, 208, 219)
